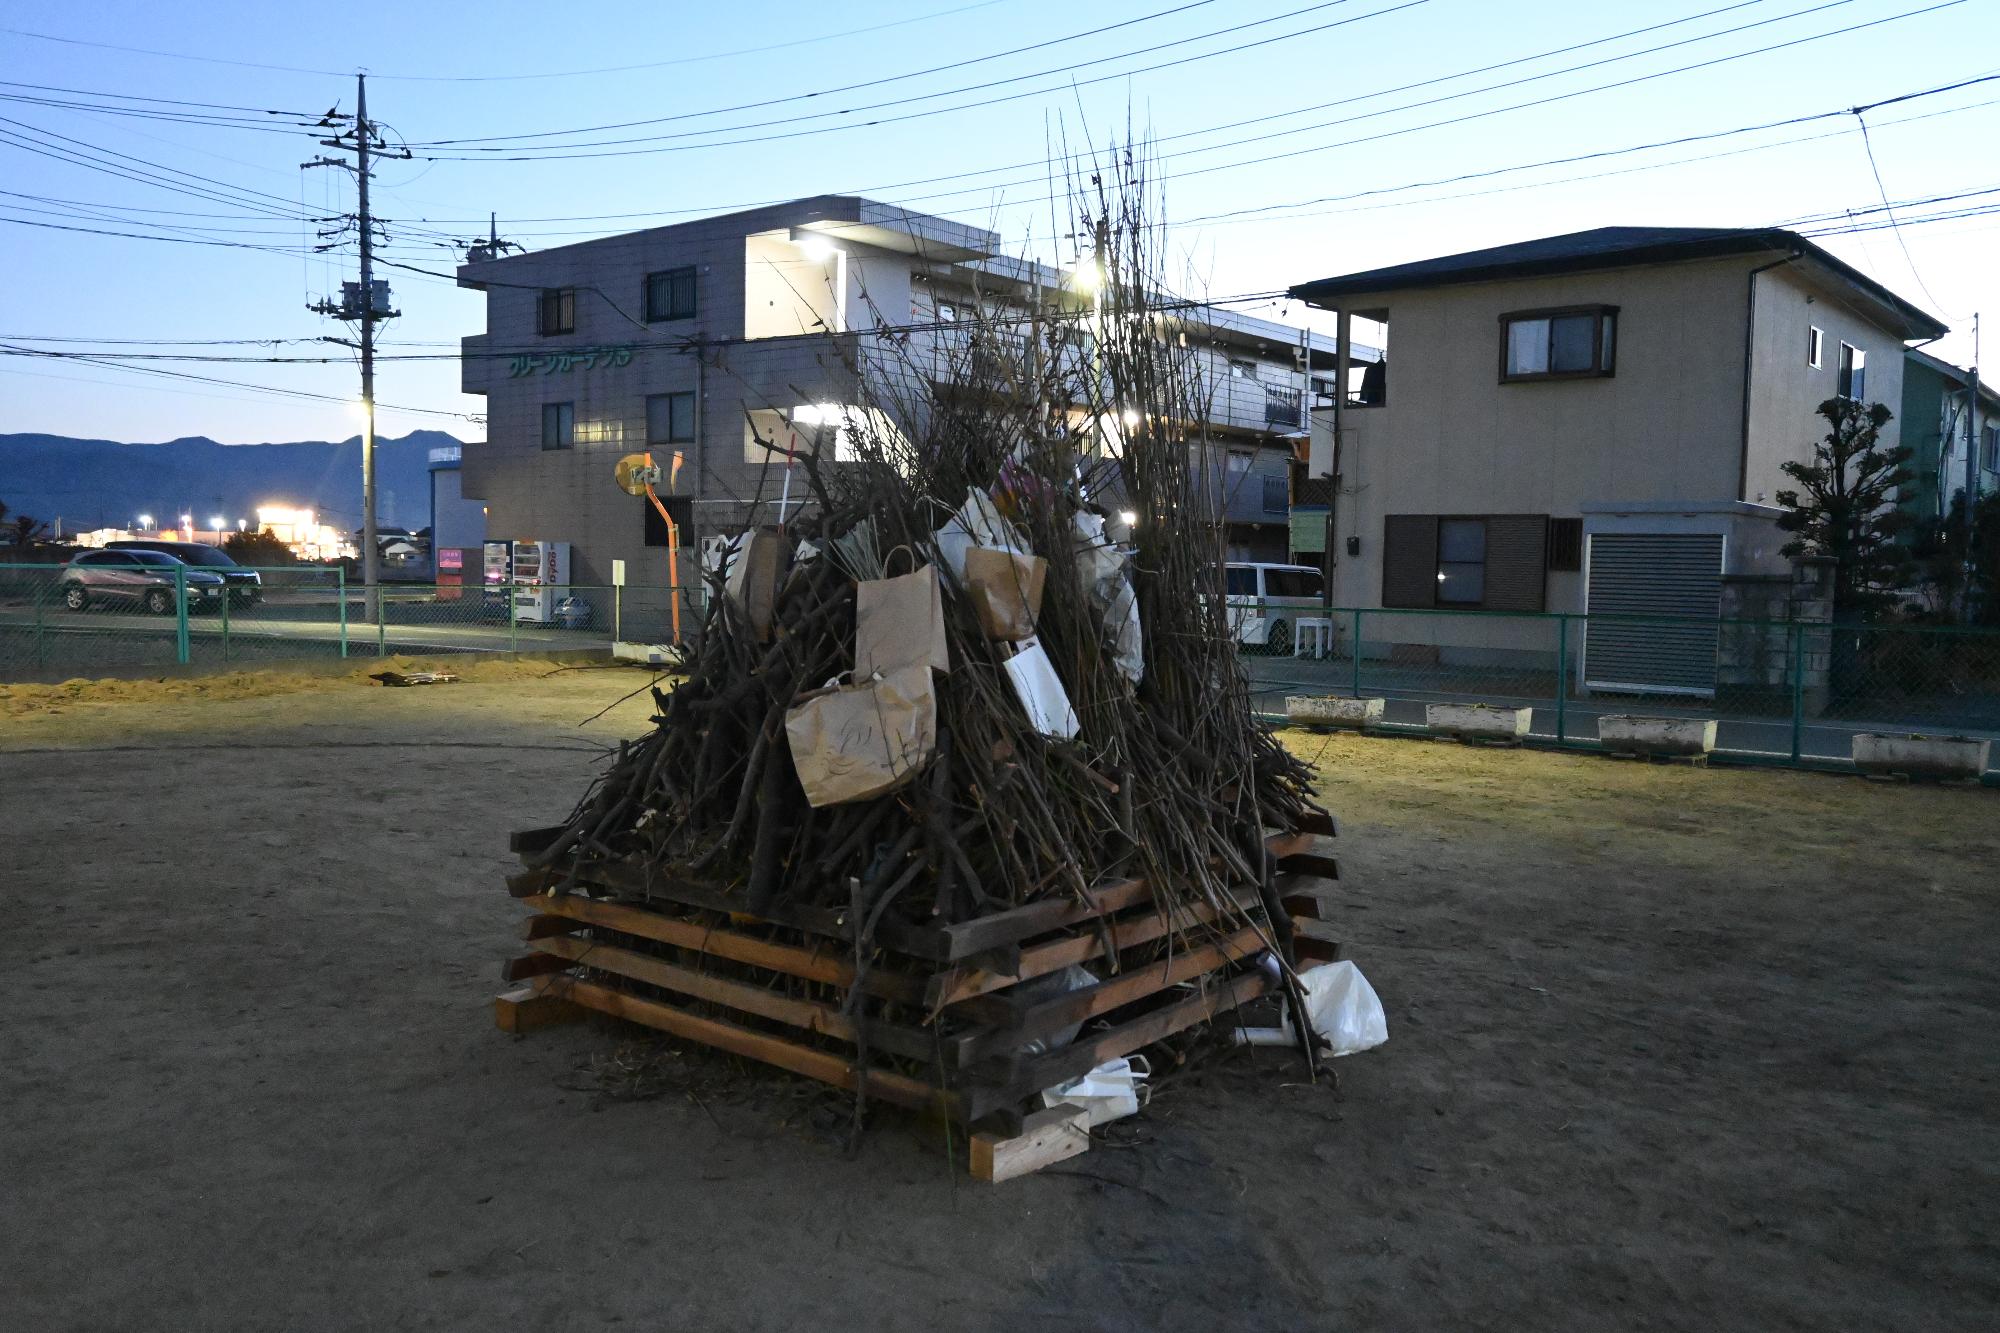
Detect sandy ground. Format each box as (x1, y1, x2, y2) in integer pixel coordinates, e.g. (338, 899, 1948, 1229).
(3, 669, 1997, 1331)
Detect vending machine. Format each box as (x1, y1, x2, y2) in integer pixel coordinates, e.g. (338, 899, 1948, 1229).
(510, 540, 572, 624)
(481, 539, 513, 615)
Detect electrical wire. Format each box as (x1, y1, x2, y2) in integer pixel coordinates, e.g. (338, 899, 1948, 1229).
(1851, 107, 1949, 312)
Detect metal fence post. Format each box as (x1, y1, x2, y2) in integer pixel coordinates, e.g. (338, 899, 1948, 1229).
(174, 565, 190, 665)
(1555, 613, 1569, 744)
(508, 581, 519, 654)
(1789, 620, 1805, 764)
(34, 577, 47, 672)
(219, 578, 230, 662)
(377, 590, 388, 657)
(1350, 608, 1363, 698)
(614, 582, 623, 646)
(338, 567, 349, 659)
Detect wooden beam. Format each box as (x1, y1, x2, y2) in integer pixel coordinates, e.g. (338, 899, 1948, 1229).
(500, 952, 572, 982)
(493, 982, 584, 1034)
(969, 1103, 1091, 1184)
(506, 865, 559, 898)
(518, 913, 584, 941)
(530, 934, 953, 1064)
(522, 893, 928, 1006)
(546, 977, 962, 1119)
(509, 824, 569, 855)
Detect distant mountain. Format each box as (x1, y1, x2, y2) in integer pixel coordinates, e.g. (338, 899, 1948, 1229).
(0, 430, 464, 534)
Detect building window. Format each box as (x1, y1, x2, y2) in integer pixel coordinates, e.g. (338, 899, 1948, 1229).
(1262, 474, 1289, 513)
(1984, 424, 1999, 472)
(1229, 358, 1256, 379)
(1546, 517, 1584, 572)
(1838, 343, 1867, 400)
(1226, 449, 1253, 475)
(1500, 306, 1617, 381)
(541, 402, 574, 450)
(537, 288, 576, 336)
(1436, 518, 1487, 605)
(1808, 325, 1823, 368)
(1381, 514, 1550, 611)
(936, 301, 959, 322)
(646, 391, 695, 445)
(644, 267, 696, 323)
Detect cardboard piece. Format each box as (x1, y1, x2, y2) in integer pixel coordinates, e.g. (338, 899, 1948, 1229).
(964, 546, 1047, 642)
(785, 663, 938, 807)
(723, 527, 786, 642)
(855, 564, 949, 677)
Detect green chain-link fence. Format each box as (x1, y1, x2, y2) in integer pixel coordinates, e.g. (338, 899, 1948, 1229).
(1239, 603, 2000, 775)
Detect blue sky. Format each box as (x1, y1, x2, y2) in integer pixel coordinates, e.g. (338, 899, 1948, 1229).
(3, 0, 1996, 444)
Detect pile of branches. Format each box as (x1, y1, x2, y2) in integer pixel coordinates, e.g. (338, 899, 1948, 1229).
(532, 155, 1324, 952)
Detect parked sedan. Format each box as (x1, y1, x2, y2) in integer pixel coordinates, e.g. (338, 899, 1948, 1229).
(59, 549, 227, 615)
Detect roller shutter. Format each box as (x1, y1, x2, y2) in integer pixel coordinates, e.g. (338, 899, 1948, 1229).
(1583, 533, 1723, 696)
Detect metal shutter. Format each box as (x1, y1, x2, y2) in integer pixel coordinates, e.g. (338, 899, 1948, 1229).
(1381, 514, 1438, 608)
(1583, 533, 1723, 696)
(1483, 515, 1549, 612)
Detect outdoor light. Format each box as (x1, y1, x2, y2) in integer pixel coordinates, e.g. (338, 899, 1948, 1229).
(179, 514, 193, 528)
(796, 233, 839, 263)
(1119, 510, 1138, 527)
(209, 515, 226, 530)
(237, 519, 248, 531)
(136, 513, 153, 529)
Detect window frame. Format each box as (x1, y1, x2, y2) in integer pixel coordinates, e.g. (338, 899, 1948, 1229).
(1434, 516, 1489, 608)
(540, 401, 575, 451)
(1808, 325, 1824, 369)
(1983, 423, 2000, 473)
(537, 287, 576, 337)
(1498, 304, 1618, 383)
(643, 266, 697, 323)
(1838, 342, 1867, 400)
(646, 390, 696, 446)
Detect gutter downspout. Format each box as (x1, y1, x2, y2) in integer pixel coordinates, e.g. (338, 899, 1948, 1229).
(1738, 249, 1804, 504)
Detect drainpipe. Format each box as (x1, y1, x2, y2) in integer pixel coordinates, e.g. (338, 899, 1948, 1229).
(1738, 249, 1804, 504)
(1326, 308, 1351, 593)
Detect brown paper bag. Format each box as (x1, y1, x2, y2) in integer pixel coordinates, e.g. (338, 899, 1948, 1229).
(855, 563, 949, 678)
(963, 546, 1047, 641)
(785, 662, 938, 807)
(724, 527, 786, 642)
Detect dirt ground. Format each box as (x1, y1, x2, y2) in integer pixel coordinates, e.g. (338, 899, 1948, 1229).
(4, 667, 1996, 1331)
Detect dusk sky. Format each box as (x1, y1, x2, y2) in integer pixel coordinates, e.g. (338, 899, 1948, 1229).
(4, 0, 1996, 444)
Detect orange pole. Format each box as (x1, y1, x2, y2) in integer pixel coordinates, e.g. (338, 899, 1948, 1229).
(641, 451, 682, 643)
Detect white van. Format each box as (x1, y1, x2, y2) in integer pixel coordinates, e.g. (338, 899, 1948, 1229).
(1225, 562, 1326, 653)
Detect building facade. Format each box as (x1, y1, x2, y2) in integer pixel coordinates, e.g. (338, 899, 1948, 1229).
(456, 196, 1341, 595)
(1900, 347, 1997, 522)
(1288, 226, 1945, 693)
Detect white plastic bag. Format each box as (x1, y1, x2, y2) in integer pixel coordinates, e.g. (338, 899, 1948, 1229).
(1041, 1054, 1151, 1127)
(934, 488, 1029, 582)
(1072, 511, 1144, 686)
(1002, 637, 1079, 740)
(1301, 960, 1388, 1056)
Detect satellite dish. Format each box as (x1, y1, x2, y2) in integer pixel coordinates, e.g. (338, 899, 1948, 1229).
(614, 452, 661, 497)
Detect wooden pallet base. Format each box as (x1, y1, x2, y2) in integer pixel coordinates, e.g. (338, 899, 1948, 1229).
(494, 981, 586, 1034)
(970, 1102, 1091, 1183)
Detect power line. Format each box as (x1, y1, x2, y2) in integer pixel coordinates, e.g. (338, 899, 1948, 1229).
(1851, 106, 1949, 312)
(0, 343, 479, 418)
(0, 1, 1021, 83)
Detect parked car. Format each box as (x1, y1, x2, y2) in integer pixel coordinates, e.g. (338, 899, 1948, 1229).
(1224, 561, 1326, 654)
(60, 549, 226, 615)
(108, 539, 262, 605)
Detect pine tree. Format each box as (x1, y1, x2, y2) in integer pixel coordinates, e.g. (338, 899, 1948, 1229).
(1774, 397, 1913, 621)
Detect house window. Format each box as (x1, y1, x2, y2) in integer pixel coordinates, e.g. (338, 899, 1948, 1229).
(1838, 343, 1866, 399)
(537, 288, 576, 336)
(646, 391, 695, 445)
(1381, 514, 1550, 611)
(540, 402, 574, 450)
(1229, 358, 1256, 379)
(1436, 518, 1486, 605)
(1226, 449, 1253, 475)
(1983, 424, 1999, 472)
(644, 267, 696, 323)
(936, 301, 959, 322)
(1500, 306, 1617, 381)
(1808, 326, 1823, 368)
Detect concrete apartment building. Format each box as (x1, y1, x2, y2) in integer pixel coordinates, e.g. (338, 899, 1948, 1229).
(1289, 226, 1946, 693)
(456, 195, 1345, 596)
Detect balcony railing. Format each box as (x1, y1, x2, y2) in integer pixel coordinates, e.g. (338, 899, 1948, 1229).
(1264, 384, 1302, 429)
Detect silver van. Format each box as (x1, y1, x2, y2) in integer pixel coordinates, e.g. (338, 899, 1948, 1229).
(1224, 562, 1326, 654)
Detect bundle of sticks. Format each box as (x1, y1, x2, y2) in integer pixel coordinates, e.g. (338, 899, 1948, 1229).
(527, 157, 1327, 988)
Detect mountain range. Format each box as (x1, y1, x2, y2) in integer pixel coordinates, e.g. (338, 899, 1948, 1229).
(0, 430, 465, 534)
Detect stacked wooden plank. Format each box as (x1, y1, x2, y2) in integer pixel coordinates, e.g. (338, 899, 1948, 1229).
(497, 820, 1340, 1177)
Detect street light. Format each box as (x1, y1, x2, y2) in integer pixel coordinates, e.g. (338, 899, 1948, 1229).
(209, 515, 227, 531)
(136, 513, 154, 530)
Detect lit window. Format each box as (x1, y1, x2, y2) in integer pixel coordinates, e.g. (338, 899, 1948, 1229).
(1501, 307, 1617, 381)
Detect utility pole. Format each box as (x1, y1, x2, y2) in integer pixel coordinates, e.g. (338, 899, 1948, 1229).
(1964, 312, 1982, 620)
(305, 74, 403, 621)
